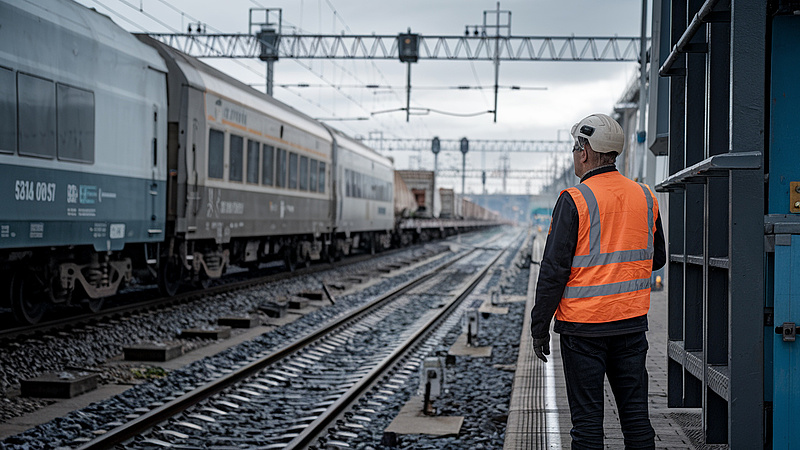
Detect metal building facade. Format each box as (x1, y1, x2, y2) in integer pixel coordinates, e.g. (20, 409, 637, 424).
(652, 0, 800, 446)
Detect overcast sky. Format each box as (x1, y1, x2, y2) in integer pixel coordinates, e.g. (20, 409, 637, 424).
(77, 0, 649, 194)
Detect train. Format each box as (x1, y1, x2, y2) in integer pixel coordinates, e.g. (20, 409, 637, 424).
(0, 0, 500, 324)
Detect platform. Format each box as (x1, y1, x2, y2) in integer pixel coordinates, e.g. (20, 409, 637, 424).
(504, 241, 706, 449)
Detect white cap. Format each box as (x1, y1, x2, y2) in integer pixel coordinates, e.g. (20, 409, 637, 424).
(570, 113, 625, 155)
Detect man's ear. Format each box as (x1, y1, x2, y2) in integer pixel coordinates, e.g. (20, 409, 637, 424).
(580, 148, 590, 163)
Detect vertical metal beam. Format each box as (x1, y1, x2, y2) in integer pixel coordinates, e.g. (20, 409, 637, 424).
(636, 0, 648, 181)
(406, 62, 411, 122)
(666, 0, 687, 409)
(266, 60, 274, 96)
(683, 5, 706, 417)
(493, 1, 500, 123)
(703, 13, 731, 444)
(728, 0, 765, 446)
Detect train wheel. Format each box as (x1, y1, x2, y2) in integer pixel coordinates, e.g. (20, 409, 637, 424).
(297, 247, 311, 269)
(322, 241, 335, 264)
(82, 297, 104, 314)
(10, 270, 48, 324)
(283, 247, 297, 272)
(193, 271, 212, 289)
(158, 255, 183, 297)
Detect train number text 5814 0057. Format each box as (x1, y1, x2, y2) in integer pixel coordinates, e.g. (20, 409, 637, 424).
(15, 180, 56, 202)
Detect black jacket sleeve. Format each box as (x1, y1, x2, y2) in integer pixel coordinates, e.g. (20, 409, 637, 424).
(653, 213, 666, 271)
(529, 192, 578, 339)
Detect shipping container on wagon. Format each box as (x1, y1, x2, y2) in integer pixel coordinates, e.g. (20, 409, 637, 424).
(395, 170, 439, 218)
(439, 188, 462, 219)
(393, 172, 417, 218)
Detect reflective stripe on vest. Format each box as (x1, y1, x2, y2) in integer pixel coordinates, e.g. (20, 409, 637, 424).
(557, 173, 657, 322)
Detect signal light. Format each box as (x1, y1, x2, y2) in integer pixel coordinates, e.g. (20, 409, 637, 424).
(398, 31, 420, 63)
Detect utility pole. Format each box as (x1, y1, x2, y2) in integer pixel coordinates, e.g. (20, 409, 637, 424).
(398, 29, 420, 122)
(432, 137, 440, 216)
(460, 138, 469, 197)
(636, 0, 648, 181)
(492, 2, 501, 123)
(466, 3, 511, 123)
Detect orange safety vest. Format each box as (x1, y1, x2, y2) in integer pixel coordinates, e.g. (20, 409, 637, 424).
(555, 171, 659, 323)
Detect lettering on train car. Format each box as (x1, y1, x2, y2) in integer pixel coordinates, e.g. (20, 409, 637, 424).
(206, 188, 244, 217)
(15, 180, 56, 202)
(67, 184, 79, 203)
(219, 201, 244, 215)
(29, 223, 43, 239)
(223, 106, 247, 127)
(109, 224, 126, 239)
(79, 185, 97, 204)
(90, 223, 107, 239)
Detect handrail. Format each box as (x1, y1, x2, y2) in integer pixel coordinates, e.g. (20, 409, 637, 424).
(658, 0, 721, 76)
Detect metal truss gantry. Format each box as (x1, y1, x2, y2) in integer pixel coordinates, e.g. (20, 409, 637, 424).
(143, 33, 645, 61)
(360, 138, 572, 153)
(436, 169, 552, 179)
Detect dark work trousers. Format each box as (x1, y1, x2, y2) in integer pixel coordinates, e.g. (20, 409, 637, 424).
(560, 331, 655, 450)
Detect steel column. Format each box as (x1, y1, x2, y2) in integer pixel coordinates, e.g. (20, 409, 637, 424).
(727, 0, 766, 446)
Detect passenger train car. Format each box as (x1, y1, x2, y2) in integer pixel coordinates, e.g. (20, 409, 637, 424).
(139, 37, 394, 295)
(0, 0, 497, 324)
(0, 0, 169, 323)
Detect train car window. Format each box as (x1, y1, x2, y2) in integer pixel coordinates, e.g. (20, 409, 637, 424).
(229, 134, 244, 182)
(289, 152, 298, 189)
(262, 144, 274, 186)
(208, 129, 225, 179)
(247, 139, 260, 183)
(56, 84, 95, 163)
(276, 148, 287, 187)
(0, 67, 15, 154)
(346, 170, 353, 197)
(17, 73, 56, 159)
(309, 159, 318, 192)
(299, 155, 309, 191)
(318, 162, 326, 193)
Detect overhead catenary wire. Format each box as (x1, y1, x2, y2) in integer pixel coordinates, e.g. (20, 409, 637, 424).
(271, 83, 547, 91)
(103, 0, 385, 128)
(283, 2, 424, 138)
(371, 107, 495, 118)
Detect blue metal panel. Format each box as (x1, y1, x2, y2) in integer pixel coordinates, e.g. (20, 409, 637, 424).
(769, 15, 800, 448)
(773, 235, 800, 448)
(769, 16, 800, 215)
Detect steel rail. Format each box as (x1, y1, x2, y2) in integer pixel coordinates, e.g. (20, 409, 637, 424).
(0, 250, 384, 341)
(74, 246, 480, 449)
(286, 247, 506, 449)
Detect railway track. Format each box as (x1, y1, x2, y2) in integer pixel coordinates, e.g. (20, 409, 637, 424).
(72, 237, 508, 449)
(0, 243, 441, 342)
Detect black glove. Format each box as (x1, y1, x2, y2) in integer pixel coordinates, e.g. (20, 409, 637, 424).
(532, 334, 550, 363)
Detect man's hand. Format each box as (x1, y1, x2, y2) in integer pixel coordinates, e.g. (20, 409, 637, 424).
(532, 335, 550, 363)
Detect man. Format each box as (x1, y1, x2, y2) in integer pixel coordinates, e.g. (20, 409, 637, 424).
(530, 113, 666, 449)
